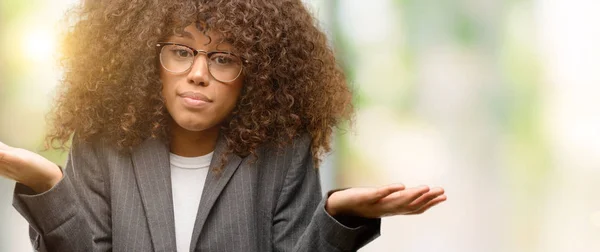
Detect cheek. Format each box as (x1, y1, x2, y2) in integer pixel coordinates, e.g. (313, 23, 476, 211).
(216, 83, 243, 114)
(159, 75, 177, 106)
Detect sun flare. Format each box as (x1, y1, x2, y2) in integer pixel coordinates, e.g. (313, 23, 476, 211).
(21, 28, 56, 62)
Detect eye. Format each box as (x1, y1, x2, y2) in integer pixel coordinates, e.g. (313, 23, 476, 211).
(211, 53, 238, 65)
(172, 49, 192, 58)
(163, 44, 194, 59)
(215, 56, 231, 64)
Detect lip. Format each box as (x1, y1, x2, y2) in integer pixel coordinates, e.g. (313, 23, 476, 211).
(179, 91, 212, 102)
(178, 91, 212, 108)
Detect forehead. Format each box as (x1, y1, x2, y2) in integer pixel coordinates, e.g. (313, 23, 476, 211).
(169, 24, 233, 46)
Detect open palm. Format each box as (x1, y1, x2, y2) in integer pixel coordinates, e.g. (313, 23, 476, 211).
(326, 184, 446, 218)
(0, 141, 62, 193)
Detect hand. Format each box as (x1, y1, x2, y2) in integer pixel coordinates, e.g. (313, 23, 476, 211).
(325, 184, 446, 218)
(0, 141, 63, 193)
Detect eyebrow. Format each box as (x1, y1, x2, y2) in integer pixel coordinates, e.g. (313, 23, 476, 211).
(173, 31, 194, 40)
(171, 31, 217, 46)
(167, 31, 235, 51)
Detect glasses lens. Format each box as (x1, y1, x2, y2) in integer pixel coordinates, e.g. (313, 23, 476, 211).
(160, 45, 194, 73)
(208, 52, 243, 82)
(160, 44, 243, 82)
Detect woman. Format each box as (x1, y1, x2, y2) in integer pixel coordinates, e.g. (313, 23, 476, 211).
(0, 0, 446, 251)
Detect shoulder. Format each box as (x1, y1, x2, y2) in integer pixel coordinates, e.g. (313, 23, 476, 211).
(70, 132, 144, 157)
(255, 133, 312, 165)
(68, 133, 127, 173)
(251, 133, 315, 186)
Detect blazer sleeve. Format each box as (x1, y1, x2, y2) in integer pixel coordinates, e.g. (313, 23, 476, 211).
(271, 135, 381, 252)
(12, 136, 112, 252)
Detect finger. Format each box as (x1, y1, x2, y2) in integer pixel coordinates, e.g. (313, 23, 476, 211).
(406, 187, 444, 210)
(386, 183, 406, 191)
(371, 183, 406, 202)
(402, 185, 431, 203)
(377, 185, 430, 211)
(408, 195, 447, 215)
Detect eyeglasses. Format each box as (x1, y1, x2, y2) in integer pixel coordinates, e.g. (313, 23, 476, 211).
(156, 42, 248, 83)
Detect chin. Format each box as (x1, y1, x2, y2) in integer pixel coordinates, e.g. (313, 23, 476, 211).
(181, 122, 214, 132)
(173, 116, 216, 132)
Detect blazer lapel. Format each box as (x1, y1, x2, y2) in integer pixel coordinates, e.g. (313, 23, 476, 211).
(131, 138, 177, 252)
(189, 135, 243, 251)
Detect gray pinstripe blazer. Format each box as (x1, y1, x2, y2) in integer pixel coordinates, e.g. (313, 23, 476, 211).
(13, 134, 380, 252)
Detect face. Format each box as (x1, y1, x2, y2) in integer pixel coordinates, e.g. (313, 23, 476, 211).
(159, 24, 244, 134)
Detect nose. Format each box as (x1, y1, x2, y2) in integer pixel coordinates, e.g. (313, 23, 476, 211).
(187, 55, 210, 86)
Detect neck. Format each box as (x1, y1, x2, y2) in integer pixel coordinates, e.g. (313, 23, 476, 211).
(169, 122, 219, 157)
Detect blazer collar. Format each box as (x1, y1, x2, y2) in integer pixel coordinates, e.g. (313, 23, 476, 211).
(189, 134, 243, 251)
(131, 134, 243, 252)
(131, 137, 177, 252)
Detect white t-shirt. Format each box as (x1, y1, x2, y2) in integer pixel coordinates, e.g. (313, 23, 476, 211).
(169, 151, 213, 252)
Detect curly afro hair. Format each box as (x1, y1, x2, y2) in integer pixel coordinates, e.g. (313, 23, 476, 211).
(46, 0, 353, 168)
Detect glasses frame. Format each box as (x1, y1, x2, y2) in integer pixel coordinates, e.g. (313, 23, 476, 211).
(156, 42, 248, 83)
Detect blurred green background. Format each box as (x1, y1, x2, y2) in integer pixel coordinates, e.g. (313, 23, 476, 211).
(2, 0, 600, 251)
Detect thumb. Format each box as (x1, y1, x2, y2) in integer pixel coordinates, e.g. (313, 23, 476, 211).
(371, 183, 405, 202)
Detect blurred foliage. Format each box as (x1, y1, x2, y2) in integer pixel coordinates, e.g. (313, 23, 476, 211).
(332, 0, 552, 250)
